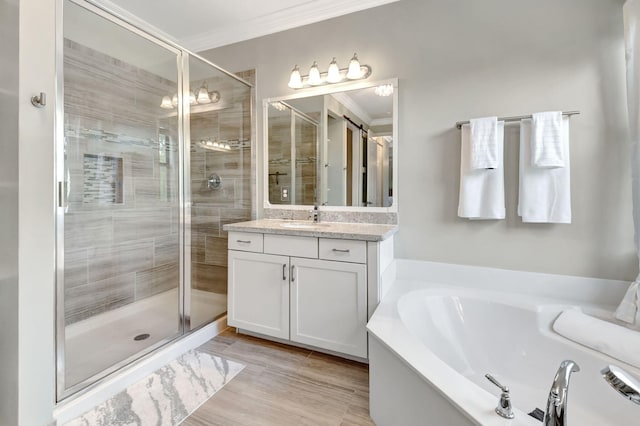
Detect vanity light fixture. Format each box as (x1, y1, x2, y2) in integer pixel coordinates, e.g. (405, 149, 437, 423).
(346, 53, 362, 79)
(288, 65, 303, 89)
(196, 82, 212, 104)
(374, 83, 394, 97)
(287, 53, 372, 89)
(270, 101, 287, 112)
(308, 62, 322, 86)
(160, 95, 173, 109)
(326, 57, 341, 83)
(197, 139, 232, 152)
(160, 81, 221, 109)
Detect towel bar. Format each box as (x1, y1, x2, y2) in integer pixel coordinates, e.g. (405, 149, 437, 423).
(455, 111, 580, 129)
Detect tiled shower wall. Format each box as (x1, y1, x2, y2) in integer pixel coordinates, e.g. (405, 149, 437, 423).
(267, 113, 317, 206)
(63, 39, 180, 324)
(63, 40, 254, 325)
(189, 68, 253, 295)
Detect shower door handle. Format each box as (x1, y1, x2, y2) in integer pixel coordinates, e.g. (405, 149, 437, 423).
(58, 181, 68, 208)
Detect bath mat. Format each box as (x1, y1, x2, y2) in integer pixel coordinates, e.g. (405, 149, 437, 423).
(64, 350, 245, 426)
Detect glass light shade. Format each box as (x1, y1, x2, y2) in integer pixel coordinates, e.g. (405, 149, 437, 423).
(171, 94, 178, 107)
(189, 91, 196, 105)
(197, 84, 211, 104)
(288, 65, 303, 89)
(346, 53, 361, 79)
(209, 91, 221, 103)
(326, 57, 341, 83)
(308, 62, 321, 85)
(271, 102, 286, 112)
(160, 95, 173, 109)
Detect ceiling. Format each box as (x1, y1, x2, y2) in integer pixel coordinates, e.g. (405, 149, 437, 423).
(283, 84, 394, 128)
(94, 0, 401, 52)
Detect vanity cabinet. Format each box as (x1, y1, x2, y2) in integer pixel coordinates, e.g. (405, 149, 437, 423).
(290, 257, 367, 357)
(227, 250, 289, 339)
(227, 228, 393, 359)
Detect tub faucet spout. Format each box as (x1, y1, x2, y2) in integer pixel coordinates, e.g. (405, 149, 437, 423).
(545, 360, 580, 426)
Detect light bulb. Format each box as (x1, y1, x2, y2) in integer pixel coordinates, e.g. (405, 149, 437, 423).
(189, 91, 196, 105)
(346, 53, 361, 79)
(160, 96, 173, 109)
(288, 65, 303, 89)
(224, 144, 231, 150)
(374, 84, 394, 97)
(326, 57, 341, 83)
(308, 62, 321, 85)
(172, 94, 178, 107)
(197, 83, 211, 104)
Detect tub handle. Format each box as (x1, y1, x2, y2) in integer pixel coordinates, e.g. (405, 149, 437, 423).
(485, 374, 514, 419)
(485, 374, 508, 392)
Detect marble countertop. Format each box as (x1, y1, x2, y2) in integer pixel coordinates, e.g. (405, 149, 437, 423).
(223, 219, 398, 241)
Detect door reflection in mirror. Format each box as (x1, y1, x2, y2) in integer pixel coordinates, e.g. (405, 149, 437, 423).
(266, 81, 394, 208)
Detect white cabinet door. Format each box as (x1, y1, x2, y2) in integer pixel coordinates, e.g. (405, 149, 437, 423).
(228, 250, 290, 339)
(290, 257, 368, 358)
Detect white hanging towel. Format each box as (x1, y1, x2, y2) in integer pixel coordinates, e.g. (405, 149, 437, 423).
(470, 116, 499, 169)
(518, 117, 571, 223)
(531, 111, 565, 167)
(458, 121, 505, 220)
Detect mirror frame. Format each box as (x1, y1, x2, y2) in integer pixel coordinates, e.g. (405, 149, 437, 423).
(262, 77, 398, 213)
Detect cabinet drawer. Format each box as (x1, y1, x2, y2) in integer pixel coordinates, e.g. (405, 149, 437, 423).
(264, 234, 318, 258)
(319, 238, 366, 263)
(228, 231, 264, 252)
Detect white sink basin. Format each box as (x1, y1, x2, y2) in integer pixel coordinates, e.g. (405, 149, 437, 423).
(280, 222, 330, 229)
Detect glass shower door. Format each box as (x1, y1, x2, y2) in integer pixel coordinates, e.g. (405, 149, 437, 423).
(58, 0, 183, 397)
(187, 56, 252, 329)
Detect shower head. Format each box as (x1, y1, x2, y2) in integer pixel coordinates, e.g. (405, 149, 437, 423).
(601, 365, 640, 405)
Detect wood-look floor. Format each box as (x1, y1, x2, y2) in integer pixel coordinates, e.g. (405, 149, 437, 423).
(182, 328, 375, 426)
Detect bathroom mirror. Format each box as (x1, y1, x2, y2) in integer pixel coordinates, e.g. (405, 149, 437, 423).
(264, 78, 397, 209)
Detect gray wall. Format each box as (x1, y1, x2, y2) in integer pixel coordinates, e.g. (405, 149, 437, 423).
(201, 0, 637, 281)
(0, 0, 19, 423)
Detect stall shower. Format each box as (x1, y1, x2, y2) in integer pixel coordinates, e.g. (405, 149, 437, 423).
(57, 0, 252, 399)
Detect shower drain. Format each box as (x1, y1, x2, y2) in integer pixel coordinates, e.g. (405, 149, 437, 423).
(133, 333, 150, 341)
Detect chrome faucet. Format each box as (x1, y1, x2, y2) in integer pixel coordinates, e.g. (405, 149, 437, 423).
(309, 205, 319, 223)
(545, 360, 580, 426)
(485, 374, 514, 419)
(601, 364, 640, 405)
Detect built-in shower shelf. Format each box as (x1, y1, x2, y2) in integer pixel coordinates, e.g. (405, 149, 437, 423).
(82, 154, 123, 205)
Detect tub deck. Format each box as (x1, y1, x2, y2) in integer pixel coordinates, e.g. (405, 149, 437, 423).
(367, 259, 638, 426)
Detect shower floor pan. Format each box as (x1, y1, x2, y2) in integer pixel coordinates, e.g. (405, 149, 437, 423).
(63, 288, 227, 390)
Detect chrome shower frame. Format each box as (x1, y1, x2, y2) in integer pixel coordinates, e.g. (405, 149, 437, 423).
(54, 0, 253, 401)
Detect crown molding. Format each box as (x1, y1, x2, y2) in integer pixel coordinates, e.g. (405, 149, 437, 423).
(370, 117, 393, 127)
(330, 92, 373, 125)
(181, 0, 401, 52)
